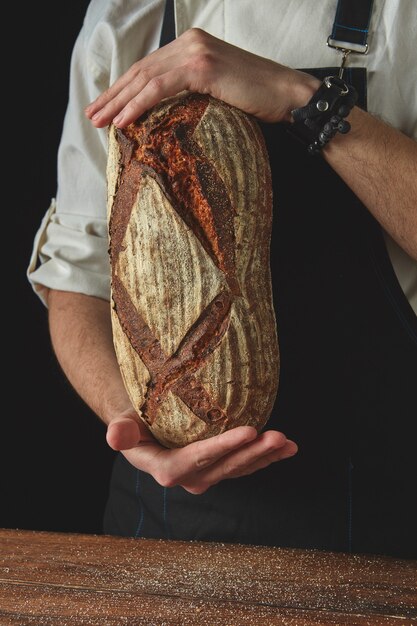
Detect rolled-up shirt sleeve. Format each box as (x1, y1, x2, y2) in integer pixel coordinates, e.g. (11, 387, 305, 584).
(27, 16, 112, 306)
(27, 197, 110, 305)
(27, 0, 165, 306)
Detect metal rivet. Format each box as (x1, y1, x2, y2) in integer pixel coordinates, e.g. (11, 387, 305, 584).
(316, 100, 329, 112)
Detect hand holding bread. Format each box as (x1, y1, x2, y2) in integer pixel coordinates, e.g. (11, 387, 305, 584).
(85, 28, 319, 129)
(93, 31, 300, 489)
(106, 407, 296, 495)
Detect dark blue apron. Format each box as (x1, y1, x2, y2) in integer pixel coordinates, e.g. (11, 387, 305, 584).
(104, 0, 417, 558)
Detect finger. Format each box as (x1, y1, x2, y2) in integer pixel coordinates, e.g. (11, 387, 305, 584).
(183, 430, 291, 492)
(228, 439, 298, 478)
(88, 57, 179, 127)
(187, 425, 259, 471)
(129, 425, 258, 487)
(182, 439, 297, 495)
(85, 41, 179, 118)
(111, 66, 193, 128)
(106, 416, 141, 451)
(85, 69, 139, 120)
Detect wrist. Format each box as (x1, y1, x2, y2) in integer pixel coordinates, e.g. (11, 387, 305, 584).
(263, 63, 321, 123)
(284, 70, 321, 123)
(287, 75, 358, 155)
(322, 104, 363, 152)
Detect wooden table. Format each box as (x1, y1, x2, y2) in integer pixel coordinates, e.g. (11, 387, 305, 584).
(0, 529, 416, 625)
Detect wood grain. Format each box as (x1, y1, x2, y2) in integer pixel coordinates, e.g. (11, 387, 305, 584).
(0, 529, 416, 624)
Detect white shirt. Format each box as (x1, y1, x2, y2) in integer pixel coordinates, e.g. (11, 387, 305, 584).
(27, 0, 417, 312)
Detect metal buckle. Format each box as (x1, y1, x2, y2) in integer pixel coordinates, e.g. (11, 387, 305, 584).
(323, 76, 349, 95)
(326, 37, 369, 55)
(326, 37, 369, 78)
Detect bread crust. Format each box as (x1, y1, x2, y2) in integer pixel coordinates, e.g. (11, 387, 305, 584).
(107, 92, 279, 448)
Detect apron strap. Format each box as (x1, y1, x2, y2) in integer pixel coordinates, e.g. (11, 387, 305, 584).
(327, 0, 374, 78)
(329, 0, 374, 52)
(159, 0, 176, 47)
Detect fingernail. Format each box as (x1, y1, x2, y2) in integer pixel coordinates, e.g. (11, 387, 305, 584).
(282, 445, 298, 459)
(283, 450, 297, 459)
(92, 112, 101, 121)
(113, 113, 123, 125)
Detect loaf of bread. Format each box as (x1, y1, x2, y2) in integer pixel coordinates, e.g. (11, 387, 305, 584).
(107, 92, 279, 448)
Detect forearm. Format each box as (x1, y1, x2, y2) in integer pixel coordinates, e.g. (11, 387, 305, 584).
(323, 106, 417, 260)
(47, 289, 132, 425)
(46, 289, 297, 488)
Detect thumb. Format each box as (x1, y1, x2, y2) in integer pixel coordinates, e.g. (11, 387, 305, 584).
(106, 415, 142, 451)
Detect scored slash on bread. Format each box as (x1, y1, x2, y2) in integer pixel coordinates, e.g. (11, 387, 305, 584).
(107, 92, 279, 448)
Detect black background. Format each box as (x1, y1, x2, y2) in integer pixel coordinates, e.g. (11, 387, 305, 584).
(4, 2, 116, 534)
